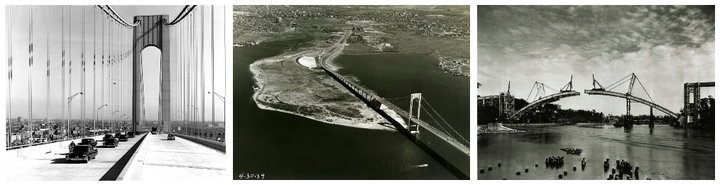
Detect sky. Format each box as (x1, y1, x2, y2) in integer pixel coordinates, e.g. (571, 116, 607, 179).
(478, 5, 715, 116)
(4, 5, 227, 122)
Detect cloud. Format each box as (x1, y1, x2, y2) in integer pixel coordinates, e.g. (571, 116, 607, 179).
(478, 5, 714, 115)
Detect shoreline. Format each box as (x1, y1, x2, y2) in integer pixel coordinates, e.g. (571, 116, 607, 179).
(249, 51, 396, 132)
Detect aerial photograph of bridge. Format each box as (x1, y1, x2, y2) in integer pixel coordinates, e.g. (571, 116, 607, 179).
(4, 5, 227, 180)
(477, 5, 714, 180)
(234, 5, 469, 179)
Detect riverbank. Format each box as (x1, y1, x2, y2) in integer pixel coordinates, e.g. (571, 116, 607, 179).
(478, 123, 526, 134)
(249, 48, 395, 131)
(503, 123, 560, 127)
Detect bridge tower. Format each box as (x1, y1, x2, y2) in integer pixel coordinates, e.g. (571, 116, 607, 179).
(649, 107, 654, 128)
(624, 74, 637, 128)
(684, 82, 715, 124)
(132, 15, 171, 135)
(408, 93, 421, 135)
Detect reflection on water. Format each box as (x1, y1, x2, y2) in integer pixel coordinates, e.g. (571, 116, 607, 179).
(478, 124, 715, 180)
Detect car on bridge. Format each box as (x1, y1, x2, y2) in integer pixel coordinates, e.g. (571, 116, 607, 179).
(167, 134, 175, 140)
(65, 144, 98, 163)
(115, 132, 129, 142)
(80, 138, 97, 147)
(103, 134, 119, 148)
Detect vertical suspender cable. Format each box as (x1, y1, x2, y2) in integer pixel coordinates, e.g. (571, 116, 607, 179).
(69, 6, 73, 136)
(29, 5, 34, 141)
(190, 12, 194, 135)
(116, 21, 119, 129)
(110, 19, 114, 129)
(181, 20, 185, 134)
(210, 5, 215, 136)
(6, 6, 12, 142)
(194, 11, 198, 135)
(82, 6, 86, 136)
(93, 6, 96, 132)
(184, 19, 188, 134)
(101, 13, 105, 130)
(200, 6, 205, 137)
(46, 6, 50, 125)
(117, 22, 120, 129)
(223, 5, 226, 132)
(175, 22, 179, 131)
(61, 6, 65, 135)
(191, 12, 196, 135)
(182, 19, 185, 133)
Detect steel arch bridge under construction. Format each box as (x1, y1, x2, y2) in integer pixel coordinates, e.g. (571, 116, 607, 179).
(508, 74, 680, 124)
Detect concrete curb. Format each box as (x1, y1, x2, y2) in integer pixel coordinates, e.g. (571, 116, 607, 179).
(99, 133, 147, 181)
(119, 134, 151, 181)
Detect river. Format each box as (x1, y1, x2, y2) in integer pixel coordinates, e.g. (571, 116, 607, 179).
(478, 124, 715, 180)
(234, 41, 464, 179)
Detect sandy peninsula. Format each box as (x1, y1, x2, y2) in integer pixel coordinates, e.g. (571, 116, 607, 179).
(249, 49, 396, 131)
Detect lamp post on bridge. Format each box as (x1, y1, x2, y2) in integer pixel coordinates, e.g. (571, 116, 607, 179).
(188, 104, 199, 136)
(177, 111, 186, 134)
(110, 111, 119, 133)
(208, 92, 225, 103)
(119, 114, 127, 132)
(67, 92, 84, 139)
(94, 104, 108, 135)
(208, 91, 225, 140)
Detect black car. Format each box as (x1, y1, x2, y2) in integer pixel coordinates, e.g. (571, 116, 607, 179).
(115, 132, 128, 142)
(66, 145, 98, 162)
(103, 134, 119, 148)
(167, 134, 175, 140)
(79, 138, 97, 147)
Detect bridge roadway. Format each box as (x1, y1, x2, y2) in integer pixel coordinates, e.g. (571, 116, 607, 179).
(4, 134, 146, 181)
(121, 133, 225, 180)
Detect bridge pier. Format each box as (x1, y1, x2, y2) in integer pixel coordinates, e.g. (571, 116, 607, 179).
(649, 107, 654, 128)
(625, 98, 633, 128)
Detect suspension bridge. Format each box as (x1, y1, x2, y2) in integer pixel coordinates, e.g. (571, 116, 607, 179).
(316, 30, 470, 179)
(5, 5, 226, 180)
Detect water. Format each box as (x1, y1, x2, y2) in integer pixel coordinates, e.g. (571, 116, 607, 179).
(334, 53, 470, 137)
(234, 41, 460, 179)
(478, 124, 715, 180)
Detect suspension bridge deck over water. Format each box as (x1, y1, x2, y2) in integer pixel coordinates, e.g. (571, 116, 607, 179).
(315, 29, 469, 178)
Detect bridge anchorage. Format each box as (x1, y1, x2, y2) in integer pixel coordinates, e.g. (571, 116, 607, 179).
(585, 73, 678, 128)
(510, 75, 580, 119)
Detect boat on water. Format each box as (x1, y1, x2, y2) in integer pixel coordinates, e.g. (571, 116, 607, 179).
(560, 148, 583, 155)
(252, 85, 260, 90)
